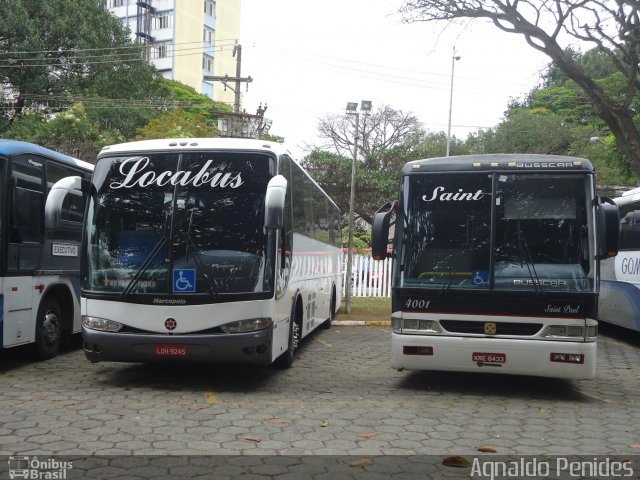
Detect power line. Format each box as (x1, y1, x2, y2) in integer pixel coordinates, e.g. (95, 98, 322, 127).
(249, 43, 544, 90)
(0, 39, 239, 58)
(0, 44, 237, 69)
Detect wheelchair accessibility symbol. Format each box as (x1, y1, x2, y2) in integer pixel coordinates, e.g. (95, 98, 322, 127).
(173, 269, 196, 293)
(472, 270, 489, 286)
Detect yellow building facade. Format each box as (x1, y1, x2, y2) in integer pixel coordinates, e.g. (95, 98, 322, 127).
(105, 0, 240, 106)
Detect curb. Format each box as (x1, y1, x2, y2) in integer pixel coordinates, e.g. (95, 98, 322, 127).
(333, 320, 390, 326)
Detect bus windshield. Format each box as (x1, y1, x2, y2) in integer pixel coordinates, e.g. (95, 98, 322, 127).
(83, 151, 275, 298)
(398, 172, 594, 292)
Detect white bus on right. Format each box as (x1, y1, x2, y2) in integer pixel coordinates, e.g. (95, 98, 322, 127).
(599, 186, 640, 333)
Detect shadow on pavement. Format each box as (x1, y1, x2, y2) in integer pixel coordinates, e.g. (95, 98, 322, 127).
(91, 327, 324, 394)
(598, 321, 640, 346)
(397, 370, 584, 401)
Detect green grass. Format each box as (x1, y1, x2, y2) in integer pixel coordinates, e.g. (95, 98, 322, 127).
(336, 296, 391, 323)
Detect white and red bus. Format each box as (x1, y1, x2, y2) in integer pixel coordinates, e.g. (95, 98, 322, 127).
(47, 138, 342, 367)
(372, 154, 619, 379)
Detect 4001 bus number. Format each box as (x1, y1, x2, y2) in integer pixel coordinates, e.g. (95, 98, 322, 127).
(404, 299, 431, 310)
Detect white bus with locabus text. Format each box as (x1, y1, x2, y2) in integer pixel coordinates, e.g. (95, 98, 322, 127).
(46, 138, 342, 367)
(372, 154, 619, 379)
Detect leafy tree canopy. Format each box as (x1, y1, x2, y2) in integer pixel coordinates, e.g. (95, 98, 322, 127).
(134, 110, 220, 140)
(398, 0, 640, 175)
(0, 0, 162, 110)
(3, 103, 120, 161)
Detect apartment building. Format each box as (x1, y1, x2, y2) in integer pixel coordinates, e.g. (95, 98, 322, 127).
(105, 0, 240, 105)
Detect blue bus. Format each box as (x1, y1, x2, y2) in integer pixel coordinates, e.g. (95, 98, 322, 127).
(0, 140, 93, 359)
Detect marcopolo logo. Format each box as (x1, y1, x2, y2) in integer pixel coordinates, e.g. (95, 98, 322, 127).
(8, 456, 72, 479)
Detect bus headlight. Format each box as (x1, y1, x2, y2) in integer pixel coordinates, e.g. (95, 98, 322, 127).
(82, 316, 123, 332)
(220, 317, 272, 334)
(391, 312, 402, 333)
(392, 313, 441, 334)
(542, 325, 596, 340)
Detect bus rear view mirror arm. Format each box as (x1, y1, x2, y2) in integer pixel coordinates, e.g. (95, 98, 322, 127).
(595, 196, 620, 260)
(44, 176, 90, 232)
(264, 175, 287, 230)
(372, 200, 397, 260)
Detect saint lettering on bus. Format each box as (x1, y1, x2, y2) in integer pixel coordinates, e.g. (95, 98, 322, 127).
(421, 186, 486, 202)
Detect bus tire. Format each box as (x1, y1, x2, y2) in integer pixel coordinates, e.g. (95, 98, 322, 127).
(275, 302, 301, 369)
(33, 297, 63, 360)
(320, 288, 336, 329)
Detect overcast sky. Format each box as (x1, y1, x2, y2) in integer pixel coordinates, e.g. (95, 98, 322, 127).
(238, 0, 551, 158)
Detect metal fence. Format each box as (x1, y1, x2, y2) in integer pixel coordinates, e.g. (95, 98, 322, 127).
(342, 254, 392, 297)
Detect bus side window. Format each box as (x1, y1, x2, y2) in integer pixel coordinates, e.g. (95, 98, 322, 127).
(9, 156, 45, 271)
(619, 209, 640, 250)
(13, 188, 43, 243)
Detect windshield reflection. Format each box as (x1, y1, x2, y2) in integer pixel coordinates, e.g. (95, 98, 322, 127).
(83, 151, 275, 298)
(398, 173, 594, 292)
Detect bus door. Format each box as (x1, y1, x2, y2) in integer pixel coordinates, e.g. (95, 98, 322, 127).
(4, 155, 45, 346)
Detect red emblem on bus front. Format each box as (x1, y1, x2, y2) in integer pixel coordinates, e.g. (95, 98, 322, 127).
(165, 318, 177, 331)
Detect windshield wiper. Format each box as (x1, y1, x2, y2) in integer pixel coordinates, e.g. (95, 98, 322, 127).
(516, 218, 543, 294)
(121, 236, 167, 299)
(122, 203, 173, 299)
(184, 207, 221, 301)
(441, 215, 473, 293)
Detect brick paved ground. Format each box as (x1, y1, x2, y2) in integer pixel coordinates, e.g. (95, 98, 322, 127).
(0, 324, 638, 477)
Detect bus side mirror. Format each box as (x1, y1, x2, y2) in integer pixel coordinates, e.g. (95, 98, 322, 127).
(371, 201, 396, 260)
(596, 196, 619, 259)
(264, 175, 287, 230)
(44, 176, 90, 233)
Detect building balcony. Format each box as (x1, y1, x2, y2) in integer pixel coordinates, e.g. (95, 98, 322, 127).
(152, 28, 173, 42)
(151, 56, 172, 72)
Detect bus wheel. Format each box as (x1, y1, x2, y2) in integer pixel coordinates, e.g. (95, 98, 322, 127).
(33, 297, 63, 360)
(275, 316, 300, 369)
(321, 289, 336, 329)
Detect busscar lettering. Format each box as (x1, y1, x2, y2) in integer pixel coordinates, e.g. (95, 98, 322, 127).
(422, 186, 486, 202)
(516, 162, 573, 168)
(110, 157, 244, 189)
(514, 279, 568, 287)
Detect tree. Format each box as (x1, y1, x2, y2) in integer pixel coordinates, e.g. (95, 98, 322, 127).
(310, 106, 429, 227)
(480, 108, 574, 154)
(316, 104, 427, 159)
(3, 103, 120, 161)
(398, 1, 640, 174)
(133, 110, 220, 140)
(0, 0, 163, 130)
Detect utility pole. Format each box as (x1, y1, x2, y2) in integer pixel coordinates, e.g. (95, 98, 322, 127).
(203, 41, 253, 113)
(205, 41, 266, 138)
(345, 101, 372, 314)
(446, 46, 461, 157)
(233, 43, 242, 113)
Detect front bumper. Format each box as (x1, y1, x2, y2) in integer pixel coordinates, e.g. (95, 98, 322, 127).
(82, 325, 273, 365)
(391, 333, 597, 379)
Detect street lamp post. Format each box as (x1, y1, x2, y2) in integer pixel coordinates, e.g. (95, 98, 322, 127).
(345, 100, 372, 314)
(446, 46, 461, 157)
